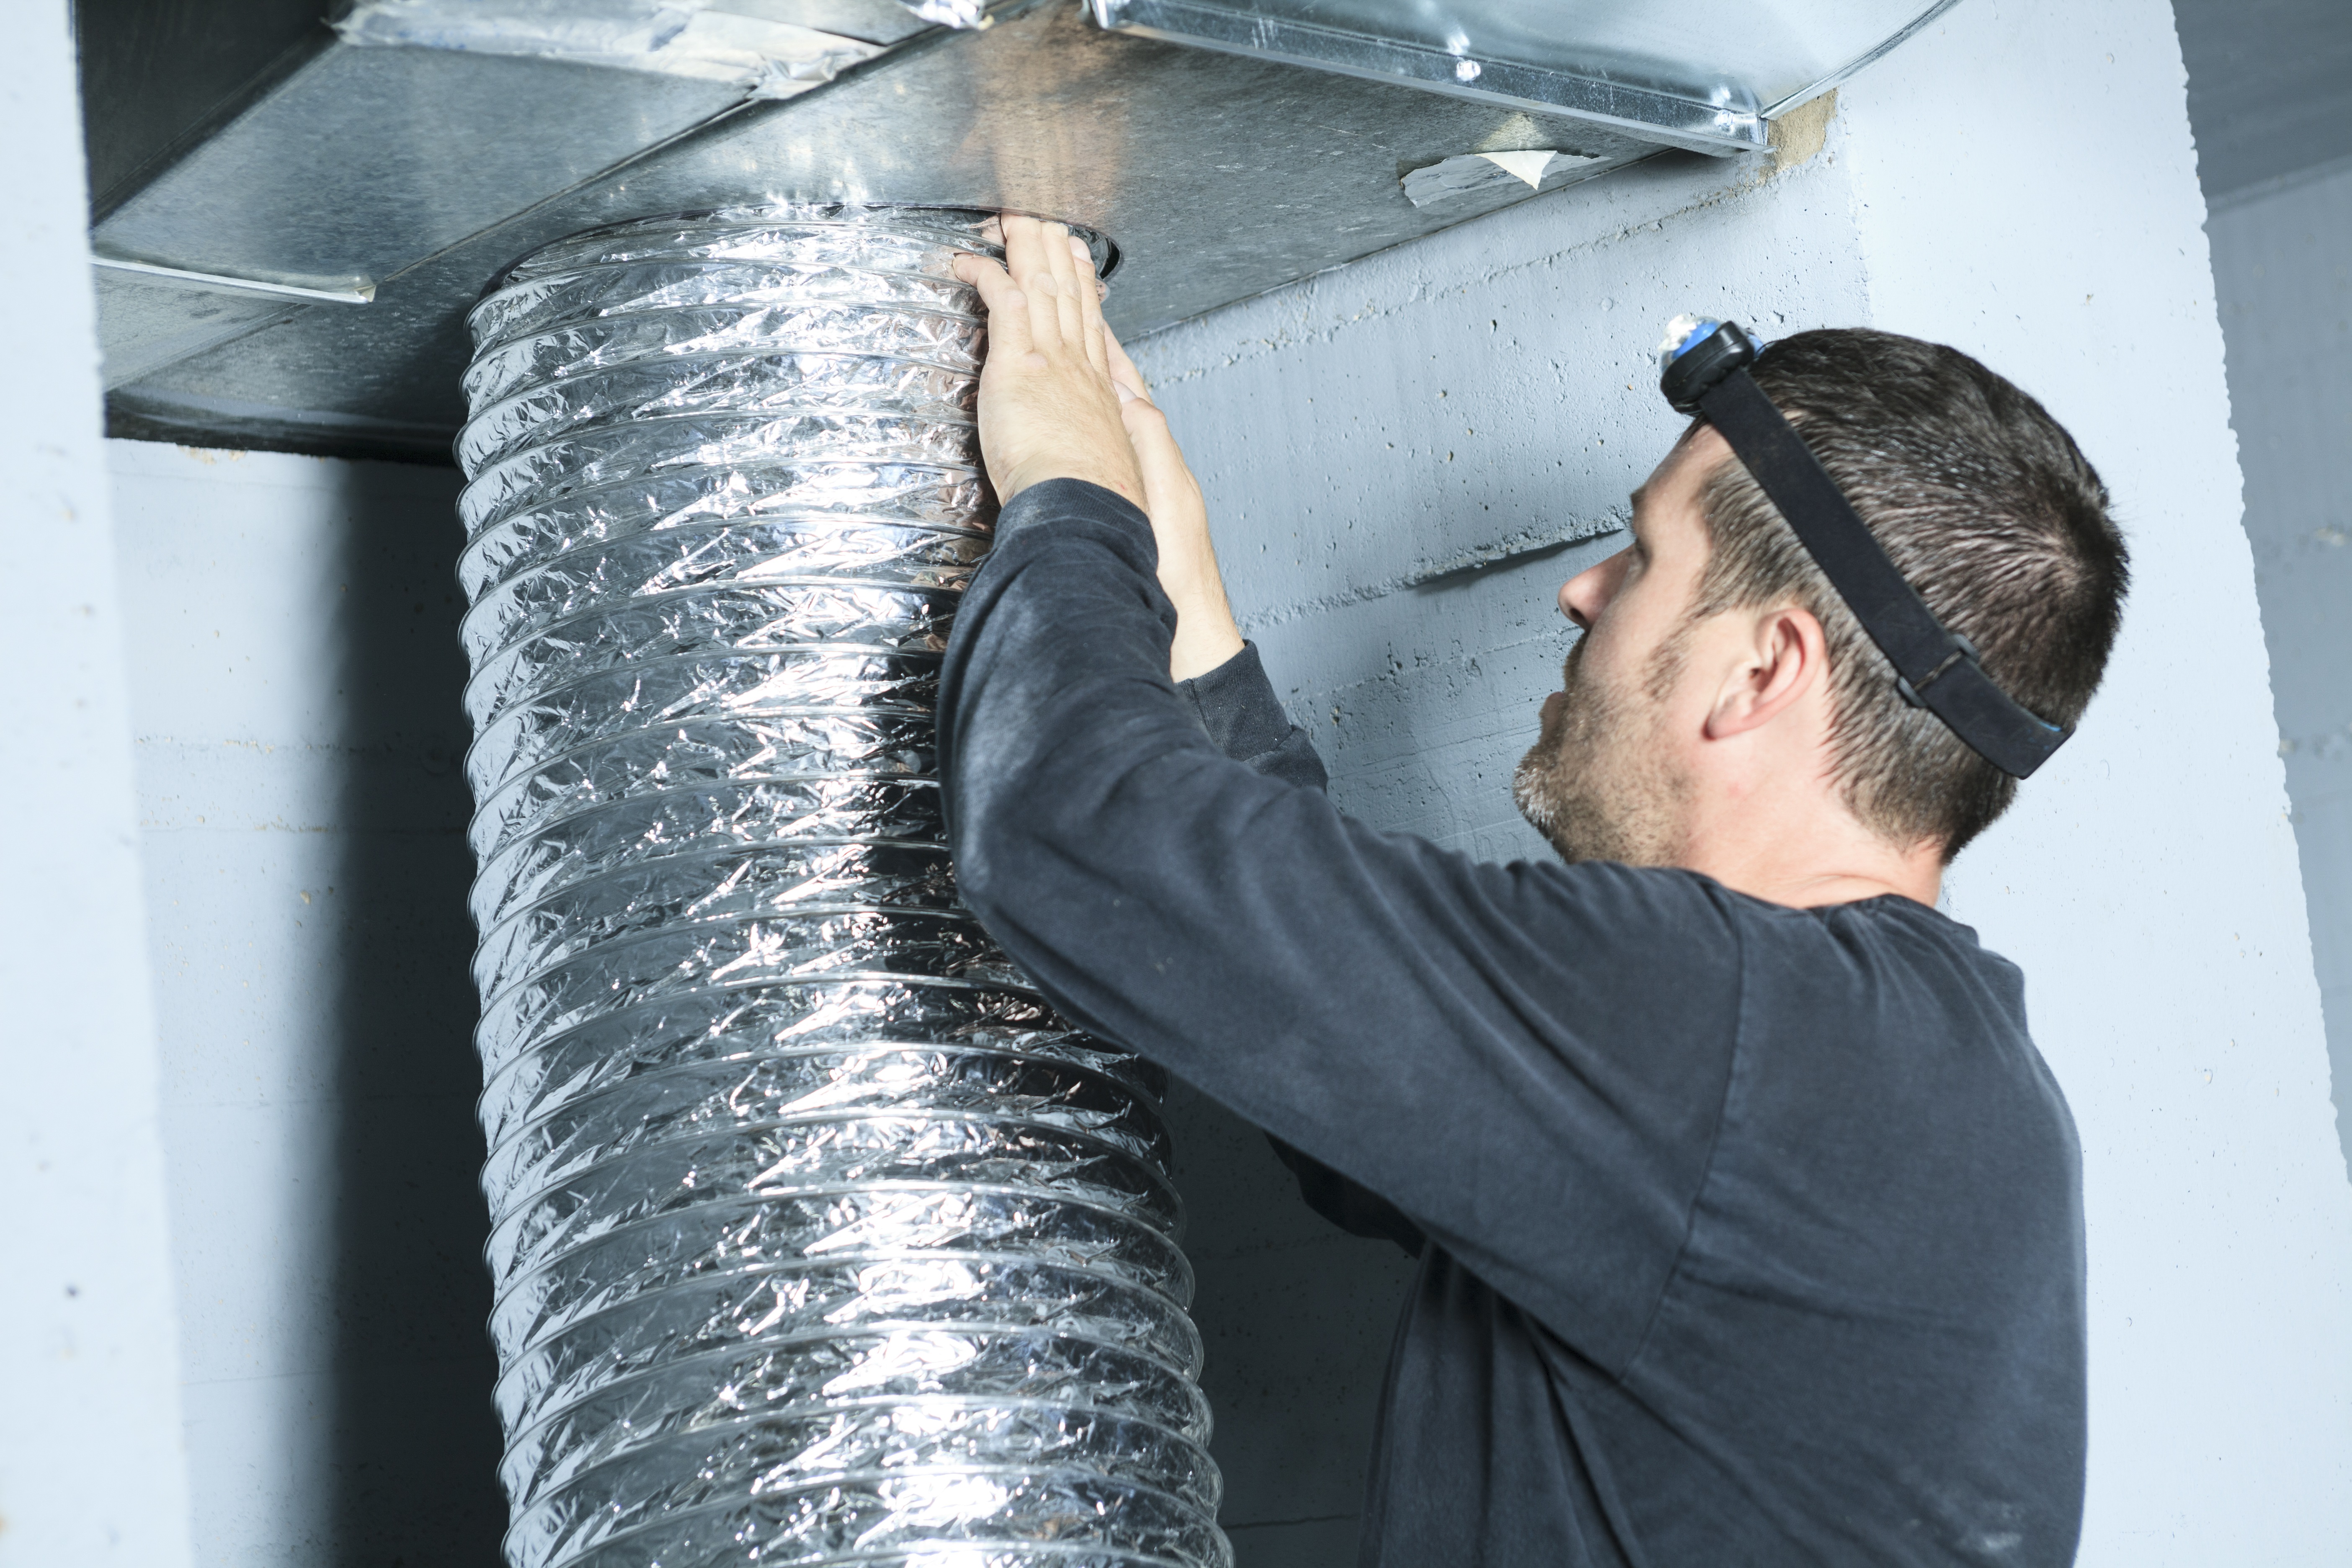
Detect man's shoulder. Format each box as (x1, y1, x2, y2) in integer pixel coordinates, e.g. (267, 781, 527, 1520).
(1727, 889, 2066, 1155)
(1492, 860, 2021, 986)
(1462, 857, 1756, 972)
(1500, 860, 1991, 961)
(1640, 872, 2023, 1001)
(1497, 856, 1741, 916)
(1532, 866, 2047, 1096)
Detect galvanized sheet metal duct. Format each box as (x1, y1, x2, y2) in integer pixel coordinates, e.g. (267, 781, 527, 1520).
(454, 205, 1229, 1568)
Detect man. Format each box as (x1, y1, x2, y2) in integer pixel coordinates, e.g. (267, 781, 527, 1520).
(941, 216, 2129, 1565)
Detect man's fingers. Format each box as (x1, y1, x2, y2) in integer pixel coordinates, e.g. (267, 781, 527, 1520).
(952, 249, 1011, 302)
(952, 251, 1034, 359)
(1120, 395, 1186, 482)
(997, 216, 1065, 355)
(1021, 216, 1077, 357)
(1080, 233, 1106, 304)
(1041, 221, 1088, 353)
(1102, 321, 1149, 402)
(993, 216, 1119, 375)
(1023, 268, 1063, 358)
(1069, 235, 1112, 375)
(998, 211, 1042, 271)
(982, 217, 1120, 397)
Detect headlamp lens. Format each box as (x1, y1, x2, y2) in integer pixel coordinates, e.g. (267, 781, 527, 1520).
(1656, 313, 1723, 372)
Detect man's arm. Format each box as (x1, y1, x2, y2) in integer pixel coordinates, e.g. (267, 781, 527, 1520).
(941, 220, 1741, 1369)
(1176, 642, 1428, 1257)
(952, 214, 1245, 681)
(940, 474, 1743, 1369)
(1175, 642, 1325, 791)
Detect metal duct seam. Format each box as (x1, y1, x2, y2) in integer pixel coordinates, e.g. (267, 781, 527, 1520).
(454, 205, 1230, 1568)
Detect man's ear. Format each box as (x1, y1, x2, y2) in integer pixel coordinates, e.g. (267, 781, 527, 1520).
(1703, 603, 1827, 741)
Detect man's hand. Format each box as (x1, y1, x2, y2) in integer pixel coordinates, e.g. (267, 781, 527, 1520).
(953, 217, 1145, 510)
(956, 215, 1246, 681)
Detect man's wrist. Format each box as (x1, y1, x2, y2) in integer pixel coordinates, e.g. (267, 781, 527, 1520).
(999, 459, 1146, 511)
(1170, 608, 1246, 682)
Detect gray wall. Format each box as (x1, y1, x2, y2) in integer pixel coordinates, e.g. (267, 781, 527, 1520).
(2176, 0, 2352, 198)
(2198, 135, 2352, 1179)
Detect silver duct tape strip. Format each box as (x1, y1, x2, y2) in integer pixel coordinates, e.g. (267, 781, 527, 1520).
(456, 204, 1229, 1568)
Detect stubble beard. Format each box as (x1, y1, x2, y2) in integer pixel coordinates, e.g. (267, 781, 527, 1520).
(1512, 636, 1692, 866)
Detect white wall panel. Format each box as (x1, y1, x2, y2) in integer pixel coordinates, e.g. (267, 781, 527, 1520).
(107, 442, 501, 1568)
(1839, 4, 2352, 1556)
(0, 4, 196, 1565)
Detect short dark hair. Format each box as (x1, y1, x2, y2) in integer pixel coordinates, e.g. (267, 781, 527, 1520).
(1688, 328, 2129, 860)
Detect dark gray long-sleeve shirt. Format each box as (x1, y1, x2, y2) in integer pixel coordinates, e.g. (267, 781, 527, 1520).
(939, 478, 2088, 1567)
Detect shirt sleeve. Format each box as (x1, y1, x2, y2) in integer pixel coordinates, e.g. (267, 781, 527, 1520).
(1173, 643, 1428, 1257)
(939, 478, 1743, 1372)
(1174, 641, 1330, 794)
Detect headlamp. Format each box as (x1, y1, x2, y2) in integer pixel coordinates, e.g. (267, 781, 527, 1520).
(1654, 316, 2069, 779)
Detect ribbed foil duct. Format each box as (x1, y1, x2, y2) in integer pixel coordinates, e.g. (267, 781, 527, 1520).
(453, 206, 1229, 1568)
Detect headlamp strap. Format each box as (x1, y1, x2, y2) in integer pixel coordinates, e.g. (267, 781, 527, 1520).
(1662, 322, 2070, 780)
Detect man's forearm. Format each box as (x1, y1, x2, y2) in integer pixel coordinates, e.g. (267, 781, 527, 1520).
(1102, 369, 1244, 681)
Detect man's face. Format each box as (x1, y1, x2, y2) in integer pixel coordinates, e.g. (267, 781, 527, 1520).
(1513, 430, 1722, 864)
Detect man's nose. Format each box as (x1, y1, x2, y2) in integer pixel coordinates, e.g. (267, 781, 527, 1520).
(1558, 547, 1628, 631)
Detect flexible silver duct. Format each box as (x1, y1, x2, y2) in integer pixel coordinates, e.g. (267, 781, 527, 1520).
(453, 206, 1229, 1568)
